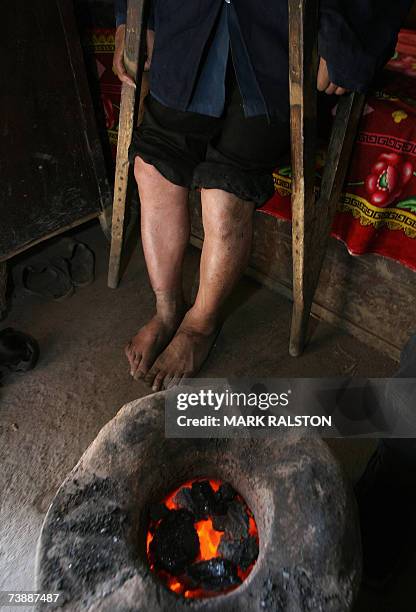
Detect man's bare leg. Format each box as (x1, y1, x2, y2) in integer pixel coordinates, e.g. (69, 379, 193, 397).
(147, 188, 255, 390)
(126, 157, 190, 379)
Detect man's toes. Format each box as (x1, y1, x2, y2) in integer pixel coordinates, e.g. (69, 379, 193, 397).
(166, 376, 181, 389)
(134, 355, 152, 380)
(134, 365, 149, 380)
(163, 373, 174, 388)
(152, 371, 166, 392)
(145, 365, 159, 386)
(125, 342, 140, 374)
(128, 355, 136, 375)
(134, 368, 145, 380)
(125, 342, 134, 363)
(129, 352, 141, 377)
(167, 373, 184, 388)
(133, 355, 145, 380)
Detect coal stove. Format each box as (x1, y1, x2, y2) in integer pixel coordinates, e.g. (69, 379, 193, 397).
(35, 392, 362, 611)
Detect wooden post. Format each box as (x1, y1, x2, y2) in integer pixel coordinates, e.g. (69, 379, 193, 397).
(288, 0, 319, 356)
(288, 0, 365, 357)
(108, 0, 147, 289)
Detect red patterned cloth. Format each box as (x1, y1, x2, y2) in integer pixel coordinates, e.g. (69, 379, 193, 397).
(261, 29, 416, 271)
(83, 29, 121, 156)
(86, 28, 416, 271)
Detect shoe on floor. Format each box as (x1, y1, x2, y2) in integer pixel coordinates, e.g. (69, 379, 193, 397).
(69, 242, 95, 287)
(21, 257, 74, 301)
(0, 328, 39, 375)
(59, 238, 95, 287)
(355, 442, 416, 589)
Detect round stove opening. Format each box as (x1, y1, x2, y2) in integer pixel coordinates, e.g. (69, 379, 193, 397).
(146, 478, 259, 598)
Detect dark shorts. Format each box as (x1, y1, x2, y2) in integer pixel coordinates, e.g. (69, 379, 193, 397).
(129, 72, 290, 207)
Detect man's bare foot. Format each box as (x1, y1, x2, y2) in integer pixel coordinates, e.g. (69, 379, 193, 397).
(125, 296, 185, 379)
(145, 310, 219, 391)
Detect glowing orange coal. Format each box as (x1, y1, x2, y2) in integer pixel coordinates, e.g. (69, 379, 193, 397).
(146, 478, 259, 599)
(195, 517, 222, 560)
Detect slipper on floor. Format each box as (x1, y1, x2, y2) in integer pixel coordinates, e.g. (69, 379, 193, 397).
(0, 327, 39, 374)
(59, 238, 95, 287)
(21, 257, 74, 301)
(69, 242, 95, 287)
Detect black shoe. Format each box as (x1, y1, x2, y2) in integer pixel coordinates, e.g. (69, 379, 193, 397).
(355, 442, 416, 588)
(20, 257, 74, 301)
(60, 238, 95, 287)
(0, 328, 39, 379)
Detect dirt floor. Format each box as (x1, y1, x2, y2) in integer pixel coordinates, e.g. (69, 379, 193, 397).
(0, 221, 413, 611)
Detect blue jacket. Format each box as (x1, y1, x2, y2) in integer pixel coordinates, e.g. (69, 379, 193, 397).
(114, 0, 412, 120)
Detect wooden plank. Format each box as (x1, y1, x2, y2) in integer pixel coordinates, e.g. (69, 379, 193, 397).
(108, 0, 147, 288)
(57, 0, 112, 223)
(0, 212, 99, 263)
(288, 0, 319, 356)
(0, 0, 109, 260)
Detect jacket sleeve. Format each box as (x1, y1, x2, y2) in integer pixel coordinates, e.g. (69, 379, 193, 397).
(319, 0, 413, 92)
(114, 0, 127, 27)
(114, 0, 155, 30)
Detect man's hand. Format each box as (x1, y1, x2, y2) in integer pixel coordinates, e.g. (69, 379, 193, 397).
(317, 57, 348, 95)
(113, 25, 155, 87)
(113, 25, 136, 87)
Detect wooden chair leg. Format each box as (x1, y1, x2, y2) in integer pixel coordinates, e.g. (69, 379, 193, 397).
(108, 0, 147, 289)
(288, 0, 365, 357)
(288, 0, 319, 356)
(289, 92, 366, 356)
(312, 91, 365, 265)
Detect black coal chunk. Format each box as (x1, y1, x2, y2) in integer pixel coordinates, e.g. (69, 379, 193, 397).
(218, 535, 259, 571)
(211, 482, 237, 515)
(212, 500, 249, 539)
(173, 487, 196, 515)
(216, 483, 236, 504)
(174, 480, 217, 520)
(238, 535, 259, 570)
(186, 558, 241, 591)
(190, 480, 217, 518)
(149, 503, 171, 523)
(149, 509, 199, 575)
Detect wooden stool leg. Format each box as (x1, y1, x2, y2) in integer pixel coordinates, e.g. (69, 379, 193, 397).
(288, 0, 319, 357)
(311, 91, 365, 273)
(108, 0, 147, 289)
(288, 1, 365, 357)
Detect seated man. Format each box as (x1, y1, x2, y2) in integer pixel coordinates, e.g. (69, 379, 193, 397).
(113, 0, 411, 391)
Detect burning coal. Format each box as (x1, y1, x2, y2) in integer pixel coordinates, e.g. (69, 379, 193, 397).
(147, 478, 259, 598)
